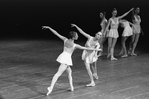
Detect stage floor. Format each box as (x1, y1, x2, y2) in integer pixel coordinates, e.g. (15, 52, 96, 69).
(0, 40, 148, 99)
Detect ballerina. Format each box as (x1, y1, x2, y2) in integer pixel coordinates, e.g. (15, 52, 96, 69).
(98, 11, 108, 56)
(128, 7, 142, 56)
(42, 26, 102, 95)
(119, 19, 133, 57)
(71, 24, 102, 87)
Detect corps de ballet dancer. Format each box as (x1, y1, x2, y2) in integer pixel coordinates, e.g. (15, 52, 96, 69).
(119, 19, 134, 57)
(128, 7, 142, 56)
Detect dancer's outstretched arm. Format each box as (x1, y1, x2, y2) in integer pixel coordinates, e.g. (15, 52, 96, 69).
(71, 24, 91, 39)
(42, 26, 67, 41)
(75, 44, 102, 51)
(117, 8, 134, 19)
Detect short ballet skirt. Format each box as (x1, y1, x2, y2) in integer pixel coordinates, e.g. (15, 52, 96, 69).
(122, 26, 133, 37)
(56, 51, 72, 66)
(107, 29, 119, 38)
(132, 24, 141, 34)
(82, 50, 98, 64)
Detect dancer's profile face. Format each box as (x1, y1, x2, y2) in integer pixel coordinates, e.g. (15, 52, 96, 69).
(100, 13, 103, 18)
(74, 33, 78, 40)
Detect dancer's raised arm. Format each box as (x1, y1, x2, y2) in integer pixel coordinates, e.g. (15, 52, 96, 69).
(119, 19, 134, 26)
(71, 24, 91, 39)
(42, 26, 67, 41)
(117, 8, 134, 19)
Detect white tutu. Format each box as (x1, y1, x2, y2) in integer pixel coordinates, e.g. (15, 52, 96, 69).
(122, 26, 133, 36)
(108, 29, 119, 38)
(56, 51, 72, 66)
(82, 50, 98, 63)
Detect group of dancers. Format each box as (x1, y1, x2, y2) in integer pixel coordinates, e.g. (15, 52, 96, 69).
(42, 7, 142, 96)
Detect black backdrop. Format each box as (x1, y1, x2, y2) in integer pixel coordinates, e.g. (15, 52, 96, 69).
(0, 0, 148, 46)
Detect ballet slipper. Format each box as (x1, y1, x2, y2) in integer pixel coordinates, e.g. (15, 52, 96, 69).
(121, 54, 128, 58)
(46, 87, 52, 96)
(111, 57, 118, 61)
(68, 87, 74, 91)
(86, 82, 95, 87)
(130, 53, 137, 56)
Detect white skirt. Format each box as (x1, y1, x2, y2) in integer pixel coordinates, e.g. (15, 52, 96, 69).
(82, 50, 98, 63)
(108, 29, 119, 38)
(122, 26, 133, 37)
(56, 51, 72, 66)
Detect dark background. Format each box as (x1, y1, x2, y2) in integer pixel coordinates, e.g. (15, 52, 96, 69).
(0, 0, 148, 50)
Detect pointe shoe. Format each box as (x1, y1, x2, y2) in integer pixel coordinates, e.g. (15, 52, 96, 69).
(68, 87, 74, 91)
(111, 57, 118, 61)
(46, 87, 52, 96)
(86, 82, 95, 87)
(93, 73, 99, 80)
(130, 53, 137, 56)
(121, 54, 128, 58)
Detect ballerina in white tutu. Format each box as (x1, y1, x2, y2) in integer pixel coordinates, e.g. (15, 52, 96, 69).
(71, 24, 102, 87)
(42, 26, 102, 96)
(104, 8, 134, 60)
(119, 19, 133, 57)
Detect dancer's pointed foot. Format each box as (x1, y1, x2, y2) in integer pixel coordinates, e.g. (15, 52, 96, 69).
(93, 73, 98, 80)
(46, 87, 52, 96)
(130, 53, 137, 56)
(86, 82, 95, 87)
(68, 87, 74, 92)
(121, 54, 128, 58)
(111, 57, 118, 61)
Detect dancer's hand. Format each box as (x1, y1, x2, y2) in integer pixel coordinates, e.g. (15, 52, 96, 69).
(71, 24, 77, 27)
(131, 8, 134, 11)
(42, 26, 50, 30)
